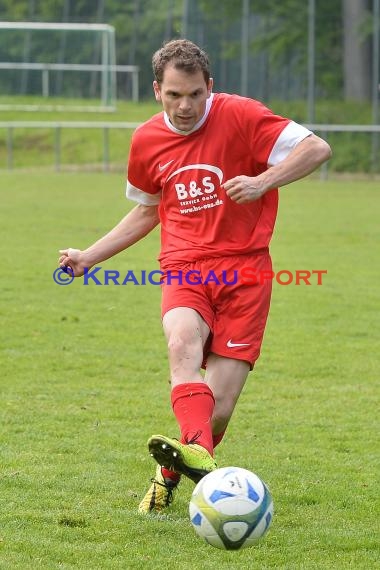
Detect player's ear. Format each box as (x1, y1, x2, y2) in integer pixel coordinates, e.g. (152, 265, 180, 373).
(207, 78, 213, 97)
(153, 80, 161, 102)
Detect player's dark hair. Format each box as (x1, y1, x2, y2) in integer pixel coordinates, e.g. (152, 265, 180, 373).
(152, 39, 210, 85)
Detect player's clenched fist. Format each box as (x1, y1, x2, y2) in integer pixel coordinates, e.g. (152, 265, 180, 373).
(58, 247, 86, 277)
(222, 175, 268, 204)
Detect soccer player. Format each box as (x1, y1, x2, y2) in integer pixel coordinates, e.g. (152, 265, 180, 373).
(59, 39, 331, 514)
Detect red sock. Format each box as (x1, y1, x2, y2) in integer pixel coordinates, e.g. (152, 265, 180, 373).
(212, 429, 226, 448)
(171, 382, 215, 455)
(161, 466, 181, 483)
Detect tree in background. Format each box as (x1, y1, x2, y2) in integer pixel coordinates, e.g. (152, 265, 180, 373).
(343, 0, 372, 101)
(0, 0, 377, 103)
(198, 0, 377, 103)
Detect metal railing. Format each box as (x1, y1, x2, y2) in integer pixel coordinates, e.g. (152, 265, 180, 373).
(0, 121, 141, 172)
(0, 121, 379, 175)
(303, 123, 380, 178)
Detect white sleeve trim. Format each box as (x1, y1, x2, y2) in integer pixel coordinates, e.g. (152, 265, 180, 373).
(126, 181, 161, 205)
(268, 121, 313, 166)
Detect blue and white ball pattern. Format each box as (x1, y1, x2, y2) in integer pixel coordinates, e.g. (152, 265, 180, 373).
(189, 466, 273, 550)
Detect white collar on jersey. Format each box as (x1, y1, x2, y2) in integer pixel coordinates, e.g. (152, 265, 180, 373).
(163, 92, 214, 135)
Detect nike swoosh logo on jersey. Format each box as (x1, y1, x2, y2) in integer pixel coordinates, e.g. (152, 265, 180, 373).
(227, 339, 251, 348)
(158, 160, 174, 172)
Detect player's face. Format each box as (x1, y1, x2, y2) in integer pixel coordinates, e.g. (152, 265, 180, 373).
(153, 64, 213, 132)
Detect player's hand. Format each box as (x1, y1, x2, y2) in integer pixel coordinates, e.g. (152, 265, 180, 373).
(58, 248, 87, 278)
(222, 175, 268, 204)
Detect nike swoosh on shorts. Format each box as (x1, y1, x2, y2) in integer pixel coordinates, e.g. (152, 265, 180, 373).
(226, 339, 251, 348)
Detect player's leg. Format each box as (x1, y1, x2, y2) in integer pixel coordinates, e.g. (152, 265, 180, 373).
(202, 252, 272, 449)
(139, 306, 216, 512)
(163, 306, 210, 386)
(205, 354, 250, 446)
(141, 358, 249, 512)
(148, 307, 217, 482)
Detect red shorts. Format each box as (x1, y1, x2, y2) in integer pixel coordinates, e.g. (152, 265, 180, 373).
(161, 251, 273, 368)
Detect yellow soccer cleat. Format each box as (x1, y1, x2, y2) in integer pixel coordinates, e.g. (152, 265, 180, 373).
(148, 434, 217, 484)
(138, 464, 179, 514)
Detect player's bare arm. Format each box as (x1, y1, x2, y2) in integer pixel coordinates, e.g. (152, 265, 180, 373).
(58, 204, 159, 277)
(223, 134, 332, 204)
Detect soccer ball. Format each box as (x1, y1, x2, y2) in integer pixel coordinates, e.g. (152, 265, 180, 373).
(189, 466, 273, 550)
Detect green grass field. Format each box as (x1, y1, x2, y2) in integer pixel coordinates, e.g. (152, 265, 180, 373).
(1, 173, 379, 569)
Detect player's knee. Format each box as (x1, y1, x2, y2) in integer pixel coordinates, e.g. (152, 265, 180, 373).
(167, 330, 202, 359)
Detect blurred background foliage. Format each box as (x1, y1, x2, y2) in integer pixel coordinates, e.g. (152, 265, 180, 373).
(0, 0, 377, 104)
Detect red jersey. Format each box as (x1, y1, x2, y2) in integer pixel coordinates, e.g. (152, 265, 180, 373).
(126, 93, 311, 268)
